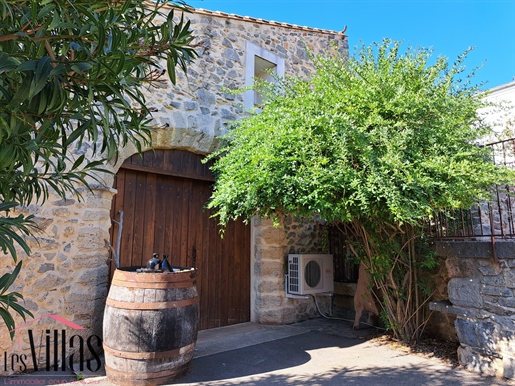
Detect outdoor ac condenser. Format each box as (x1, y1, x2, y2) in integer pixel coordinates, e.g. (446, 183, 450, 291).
(287, 254, 334, 295)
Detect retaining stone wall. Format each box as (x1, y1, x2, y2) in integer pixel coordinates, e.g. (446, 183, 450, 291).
(432, 241, 515, 380)
(422, 255, 459, 342)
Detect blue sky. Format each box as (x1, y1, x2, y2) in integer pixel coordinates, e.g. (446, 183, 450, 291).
(186, 0, 515, 89)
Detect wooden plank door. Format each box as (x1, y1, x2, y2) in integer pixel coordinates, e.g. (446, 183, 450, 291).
(109, 149, 251, 330)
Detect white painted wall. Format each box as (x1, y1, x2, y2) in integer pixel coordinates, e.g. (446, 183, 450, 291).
(481, 81, 515, 141)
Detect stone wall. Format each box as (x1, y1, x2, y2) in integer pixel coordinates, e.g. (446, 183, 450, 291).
(126, 7, 348, 163)
(0, 6, 347, 375)
(431, 241, 515, 380)
(0, 186, 113, 375)
(425, 256, 458, 342)
(251, 216, 330, 325)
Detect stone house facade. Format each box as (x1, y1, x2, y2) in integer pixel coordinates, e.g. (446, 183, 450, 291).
(0, 6, 347, 373)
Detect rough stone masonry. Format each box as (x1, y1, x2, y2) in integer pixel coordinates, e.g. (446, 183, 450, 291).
(431, 241, 515, 380)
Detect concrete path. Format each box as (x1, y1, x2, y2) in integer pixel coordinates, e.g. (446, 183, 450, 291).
(2, 318, 514, 385)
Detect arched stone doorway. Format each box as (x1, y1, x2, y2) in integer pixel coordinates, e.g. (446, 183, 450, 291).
(108, 149, 251, 330)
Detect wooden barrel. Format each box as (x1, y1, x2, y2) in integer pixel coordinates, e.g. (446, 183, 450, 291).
(103, 267, 199, 385)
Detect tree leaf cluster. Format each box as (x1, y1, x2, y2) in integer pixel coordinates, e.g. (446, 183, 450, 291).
(207, 40, 514, 228)
(0, 1, 196, 203)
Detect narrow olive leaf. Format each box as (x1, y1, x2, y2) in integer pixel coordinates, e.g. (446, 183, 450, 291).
(8, 73, 32, 107)
(0, 308, 15, 339)
(0, 261, 23, 295)
(0, 53, 20, 74)
(15, 60, 38, 72)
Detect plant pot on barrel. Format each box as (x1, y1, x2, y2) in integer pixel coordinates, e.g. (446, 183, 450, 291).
(103, 261, 199, 386)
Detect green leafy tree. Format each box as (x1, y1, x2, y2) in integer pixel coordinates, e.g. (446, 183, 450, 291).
(0, 0, 196, 338)
(206, 40, 514, 342)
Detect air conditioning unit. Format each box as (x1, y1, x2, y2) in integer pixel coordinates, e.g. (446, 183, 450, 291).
(287, 254, 334, 295)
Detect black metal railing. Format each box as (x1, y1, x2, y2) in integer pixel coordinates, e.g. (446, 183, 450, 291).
(430, 138, 515, 240)
(329, 138, 515, 278)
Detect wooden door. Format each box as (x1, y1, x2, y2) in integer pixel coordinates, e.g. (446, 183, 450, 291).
(109, 149, 251, 330)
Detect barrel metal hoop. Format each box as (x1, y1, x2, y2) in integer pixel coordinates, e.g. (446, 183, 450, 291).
(105, 296, 199, 310)
(111, 279, 195, 289)
(104, 362, 189, 381)
(103, 342, 195, 360)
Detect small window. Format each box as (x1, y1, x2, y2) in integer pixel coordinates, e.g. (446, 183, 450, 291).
(245, 42, 285, 110)
(254, 56, 277, 106)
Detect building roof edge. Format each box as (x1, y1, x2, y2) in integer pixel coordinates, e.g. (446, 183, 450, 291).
(488, 80, 515, 94)
(156, 2, 347, 37)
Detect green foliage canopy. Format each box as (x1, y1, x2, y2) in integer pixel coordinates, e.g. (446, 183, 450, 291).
(207, 41, 514, 227)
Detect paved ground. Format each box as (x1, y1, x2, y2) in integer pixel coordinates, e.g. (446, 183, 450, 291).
(2, 318, 514, 385)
